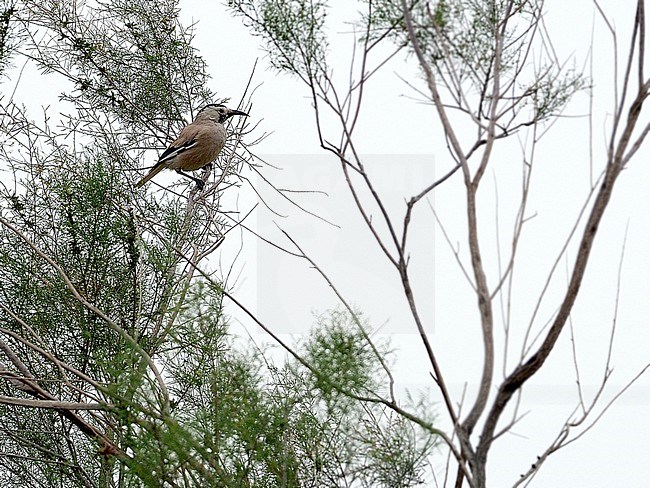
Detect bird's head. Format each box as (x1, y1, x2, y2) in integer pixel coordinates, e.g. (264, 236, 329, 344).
(195, 104, 249, 124)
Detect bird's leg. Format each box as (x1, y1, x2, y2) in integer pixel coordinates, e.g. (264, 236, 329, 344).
(199, 163, 213, 183)
(175, 169, 205, 190)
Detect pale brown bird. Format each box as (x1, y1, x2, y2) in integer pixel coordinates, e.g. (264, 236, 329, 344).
(135, 104, 248, 189)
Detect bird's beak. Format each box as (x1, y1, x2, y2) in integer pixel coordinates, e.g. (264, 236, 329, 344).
(228, 109, 249, 117)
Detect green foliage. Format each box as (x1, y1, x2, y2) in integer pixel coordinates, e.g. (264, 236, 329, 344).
(21, 0, 212, 137)
(298, 310, 438, 487)
(228, 0, 328, 77)
(354, 410, 433, 487)
(0, 151, 146, 485)
(303, 309, 381, 408)
(1, 152, 138, 370)
(526, 64, 586, 119)
(362, 0, 585, 123)
(0, 1, 231, 480)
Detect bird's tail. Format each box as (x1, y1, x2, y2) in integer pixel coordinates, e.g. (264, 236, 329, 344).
(135, 163, 165, 188)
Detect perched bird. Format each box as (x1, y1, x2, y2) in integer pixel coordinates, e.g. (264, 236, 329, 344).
(135, 104, 248, 189)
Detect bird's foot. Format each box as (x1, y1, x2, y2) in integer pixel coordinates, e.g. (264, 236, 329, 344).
(176, 169, 206, 191)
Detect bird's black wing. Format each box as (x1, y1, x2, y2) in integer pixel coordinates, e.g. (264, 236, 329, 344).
(158, 137, 197, 164)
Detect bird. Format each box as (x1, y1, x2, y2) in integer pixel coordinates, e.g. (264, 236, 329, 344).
(135, 104, 248, 189)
